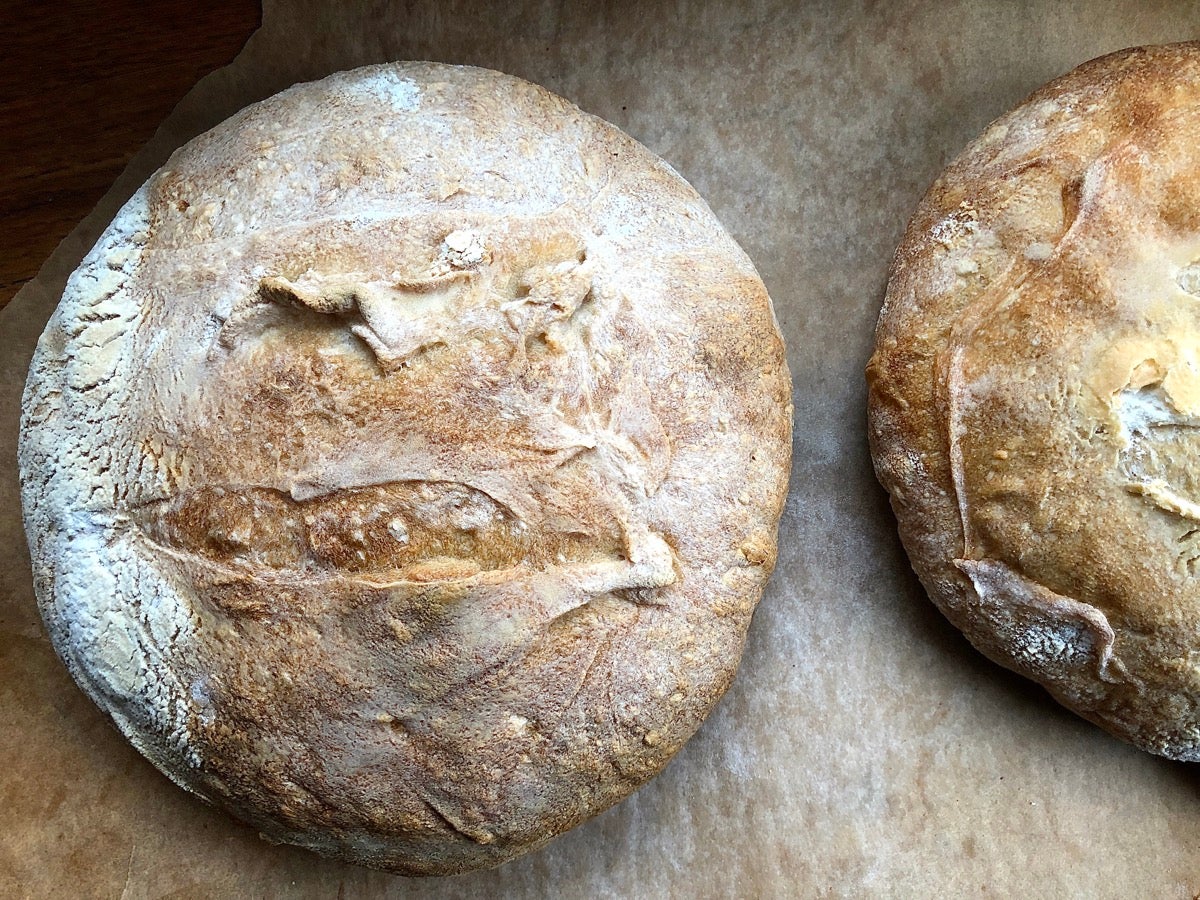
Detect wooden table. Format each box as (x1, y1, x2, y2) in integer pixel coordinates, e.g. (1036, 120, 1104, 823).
(0, 1, 261, 309)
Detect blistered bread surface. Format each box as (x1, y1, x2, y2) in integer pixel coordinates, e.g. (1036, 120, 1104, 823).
(869, 43, 1200, 759)
(18, 63, 791, 874)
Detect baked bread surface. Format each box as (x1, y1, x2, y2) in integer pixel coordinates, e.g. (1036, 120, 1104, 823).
(19, 63, 792, 874)
(869, 42, 1200, 759)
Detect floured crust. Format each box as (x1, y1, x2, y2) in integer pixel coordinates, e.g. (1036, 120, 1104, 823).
(868, 42, 1200, 760)
(18, 64, 792, 874)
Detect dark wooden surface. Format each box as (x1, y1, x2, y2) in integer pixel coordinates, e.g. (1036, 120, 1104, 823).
(0, 1, 261, 309)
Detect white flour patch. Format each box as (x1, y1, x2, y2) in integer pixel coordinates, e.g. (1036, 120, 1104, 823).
(343, 70, 420, 111)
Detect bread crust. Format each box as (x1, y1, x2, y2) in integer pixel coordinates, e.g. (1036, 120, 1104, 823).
(869, 42, 1200, 759)
(19, 63, 792, 874)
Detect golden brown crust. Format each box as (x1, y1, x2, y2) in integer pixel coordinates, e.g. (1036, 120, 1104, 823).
(19, 64, 792, 874)
(869, 42, 1200, 759)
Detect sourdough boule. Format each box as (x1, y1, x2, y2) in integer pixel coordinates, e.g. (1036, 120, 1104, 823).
(18, 63, 792, 874)
(869, 42, 1200, 760)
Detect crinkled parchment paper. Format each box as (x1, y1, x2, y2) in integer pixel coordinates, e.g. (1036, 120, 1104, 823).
(6, 1, 1200, 896)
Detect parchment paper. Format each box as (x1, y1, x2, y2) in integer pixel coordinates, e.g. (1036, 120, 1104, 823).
(6, 2, 1200, 896)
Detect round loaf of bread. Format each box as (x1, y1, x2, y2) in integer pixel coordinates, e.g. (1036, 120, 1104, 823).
(868, 43, 1200, 760)
(18, 64, 791, 874)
